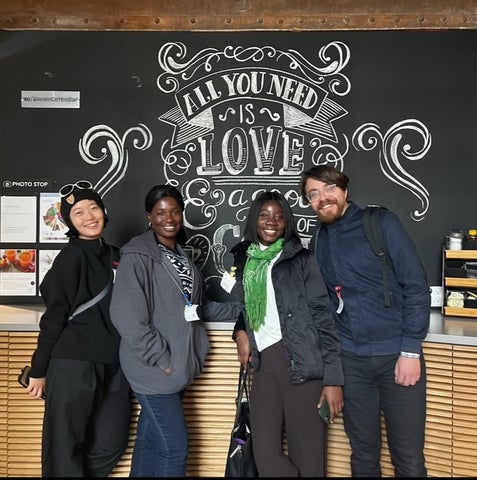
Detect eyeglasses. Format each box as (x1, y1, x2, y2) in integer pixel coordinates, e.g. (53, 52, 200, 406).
(59, 180, 93, 197)
(305, 184, 337, 203)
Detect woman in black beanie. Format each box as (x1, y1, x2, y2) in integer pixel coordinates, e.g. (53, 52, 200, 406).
(26, 180, 131, 477)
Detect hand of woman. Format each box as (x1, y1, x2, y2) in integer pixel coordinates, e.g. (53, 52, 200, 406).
(320, 385, 344, 423)
(27, 376, 46, 400)
(235, 330, 251, 367)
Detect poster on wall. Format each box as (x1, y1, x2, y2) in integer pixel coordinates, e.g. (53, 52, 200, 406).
(0, 196, 36, 243)
(38, 249, 60, 287)
(39, 192, 68, 242)
(0, 248, 36, 295)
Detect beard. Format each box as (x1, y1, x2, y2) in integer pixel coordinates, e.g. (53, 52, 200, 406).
(316, 199, 347, 224)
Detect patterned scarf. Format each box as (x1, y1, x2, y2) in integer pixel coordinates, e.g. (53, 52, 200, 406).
(243, 238, 284, 331)
(158, 242, 193, 301)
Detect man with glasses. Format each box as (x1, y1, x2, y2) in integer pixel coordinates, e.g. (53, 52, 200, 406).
(300, 165, 430, 477)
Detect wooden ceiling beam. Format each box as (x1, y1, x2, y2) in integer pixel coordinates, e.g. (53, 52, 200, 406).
(0, 0, 476, 31)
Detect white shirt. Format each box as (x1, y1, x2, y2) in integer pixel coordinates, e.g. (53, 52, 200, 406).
(254, 245, 282, 352)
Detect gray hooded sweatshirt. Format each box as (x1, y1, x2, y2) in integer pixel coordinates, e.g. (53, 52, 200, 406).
(110, 229, 240, 394)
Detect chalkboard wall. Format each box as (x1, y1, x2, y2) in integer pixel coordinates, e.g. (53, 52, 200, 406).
(0, 30, 475, 302)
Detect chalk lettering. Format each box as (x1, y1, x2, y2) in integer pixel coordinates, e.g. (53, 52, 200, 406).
(197, 133, 222, 175)
(222, 127, 247, 175)
(249, 126, 281, 174)
(280, 130, 304, 175)
(196, 126, 307, 175)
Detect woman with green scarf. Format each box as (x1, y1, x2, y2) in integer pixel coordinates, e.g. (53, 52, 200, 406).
(230, 191, 344, 477)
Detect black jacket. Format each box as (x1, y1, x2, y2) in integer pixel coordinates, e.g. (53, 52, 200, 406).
(31, 237, 121, 377)
(232, 236, 344, 386)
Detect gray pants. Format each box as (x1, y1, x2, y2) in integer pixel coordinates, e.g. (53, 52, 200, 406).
(42, 358, 131, 477)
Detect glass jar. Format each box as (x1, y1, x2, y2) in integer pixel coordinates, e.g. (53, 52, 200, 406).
(446, 290, 465, 307)
(446, 230, 464, 250)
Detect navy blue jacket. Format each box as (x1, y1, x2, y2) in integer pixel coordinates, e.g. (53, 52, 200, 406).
(311, 201, 430, 356)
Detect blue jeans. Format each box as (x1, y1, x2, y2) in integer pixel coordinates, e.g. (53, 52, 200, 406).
(131, 391, 187, 477)
(341, 351, 427, 477)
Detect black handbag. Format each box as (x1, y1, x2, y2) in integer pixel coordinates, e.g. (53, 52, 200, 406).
(224, 364, 258, 477)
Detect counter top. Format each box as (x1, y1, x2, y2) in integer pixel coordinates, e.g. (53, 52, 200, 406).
(0, 304, 45, 331)
(1, 305, 477, 346)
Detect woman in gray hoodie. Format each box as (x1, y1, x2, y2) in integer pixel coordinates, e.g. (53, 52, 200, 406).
(110, 184, 240, 477)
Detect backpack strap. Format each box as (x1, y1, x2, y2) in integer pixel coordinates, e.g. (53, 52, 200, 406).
(363, 205, 393, 307)
(311, 223, 322, 254)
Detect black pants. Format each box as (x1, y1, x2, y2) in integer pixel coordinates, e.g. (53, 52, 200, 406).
(341, 351, 427, 477)
(42, 358, 131, 477)
(249, 341, 326, 477)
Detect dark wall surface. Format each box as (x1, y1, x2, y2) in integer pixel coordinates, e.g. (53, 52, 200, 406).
(0, 30, 475, 302)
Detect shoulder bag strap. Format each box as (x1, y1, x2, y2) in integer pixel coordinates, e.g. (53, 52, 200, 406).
(68, 281, 112, 321)
(233, 364, 250, 422)
(68, 245, 114, 321)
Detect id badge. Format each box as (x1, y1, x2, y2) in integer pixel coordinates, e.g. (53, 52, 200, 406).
(184, 303, 200, 322)
(220, 271, 236, 293)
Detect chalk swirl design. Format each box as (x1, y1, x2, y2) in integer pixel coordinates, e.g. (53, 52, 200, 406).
(352, 119, 431, 221)
(79, 124, 153, 197)
(156, 42, 350, 94)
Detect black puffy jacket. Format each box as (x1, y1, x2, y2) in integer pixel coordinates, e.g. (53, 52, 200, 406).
(231, 237, 344, 386)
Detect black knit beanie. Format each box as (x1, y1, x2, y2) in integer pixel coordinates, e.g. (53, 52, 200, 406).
(60, 185, 108, 237)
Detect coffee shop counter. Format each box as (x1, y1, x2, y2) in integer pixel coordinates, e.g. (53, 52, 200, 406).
(1, 305, 477, 477)
(2, 304, 477, 343)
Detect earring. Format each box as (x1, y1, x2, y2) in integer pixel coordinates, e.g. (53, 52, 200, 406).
(148, 221, 152, 229)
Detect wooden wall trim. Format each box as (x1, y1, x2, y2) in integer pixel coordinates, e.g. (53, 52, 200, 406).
(3, 333, 477, 477)
(0, 0, 476, 31)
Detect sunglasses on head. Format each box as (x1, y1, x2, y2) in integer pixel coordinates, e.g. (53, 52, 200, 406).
(59, 180, 93, 198)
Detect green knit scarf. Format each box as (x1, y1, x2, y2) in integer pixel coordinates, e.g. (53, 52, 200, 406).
(243, 238, 284, 332)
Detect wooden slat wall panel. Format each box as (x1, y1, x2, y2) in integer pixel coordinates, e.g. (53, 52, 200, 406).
(379, 424, 393, 477)
(451, 345, 477, 477)
(4, 330, 240, 477)
(0, 332, 8, 477)
(5, 332, 138, 478)
(6, 333, 42, 477)
(109, 401, 139, 477)
(184, 330, 240, 477)
(1, 334, 476, 477)
(422, 343, 453, 477)
(326, 416, 352, 477)
(8, 335, 41, 477)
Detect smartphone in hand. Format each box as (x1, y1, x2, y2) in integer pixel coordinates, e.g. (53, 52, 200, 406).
(18, 365, 45, 399)
(318, 398, 331, 423)
(18, 365, 31, 388)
